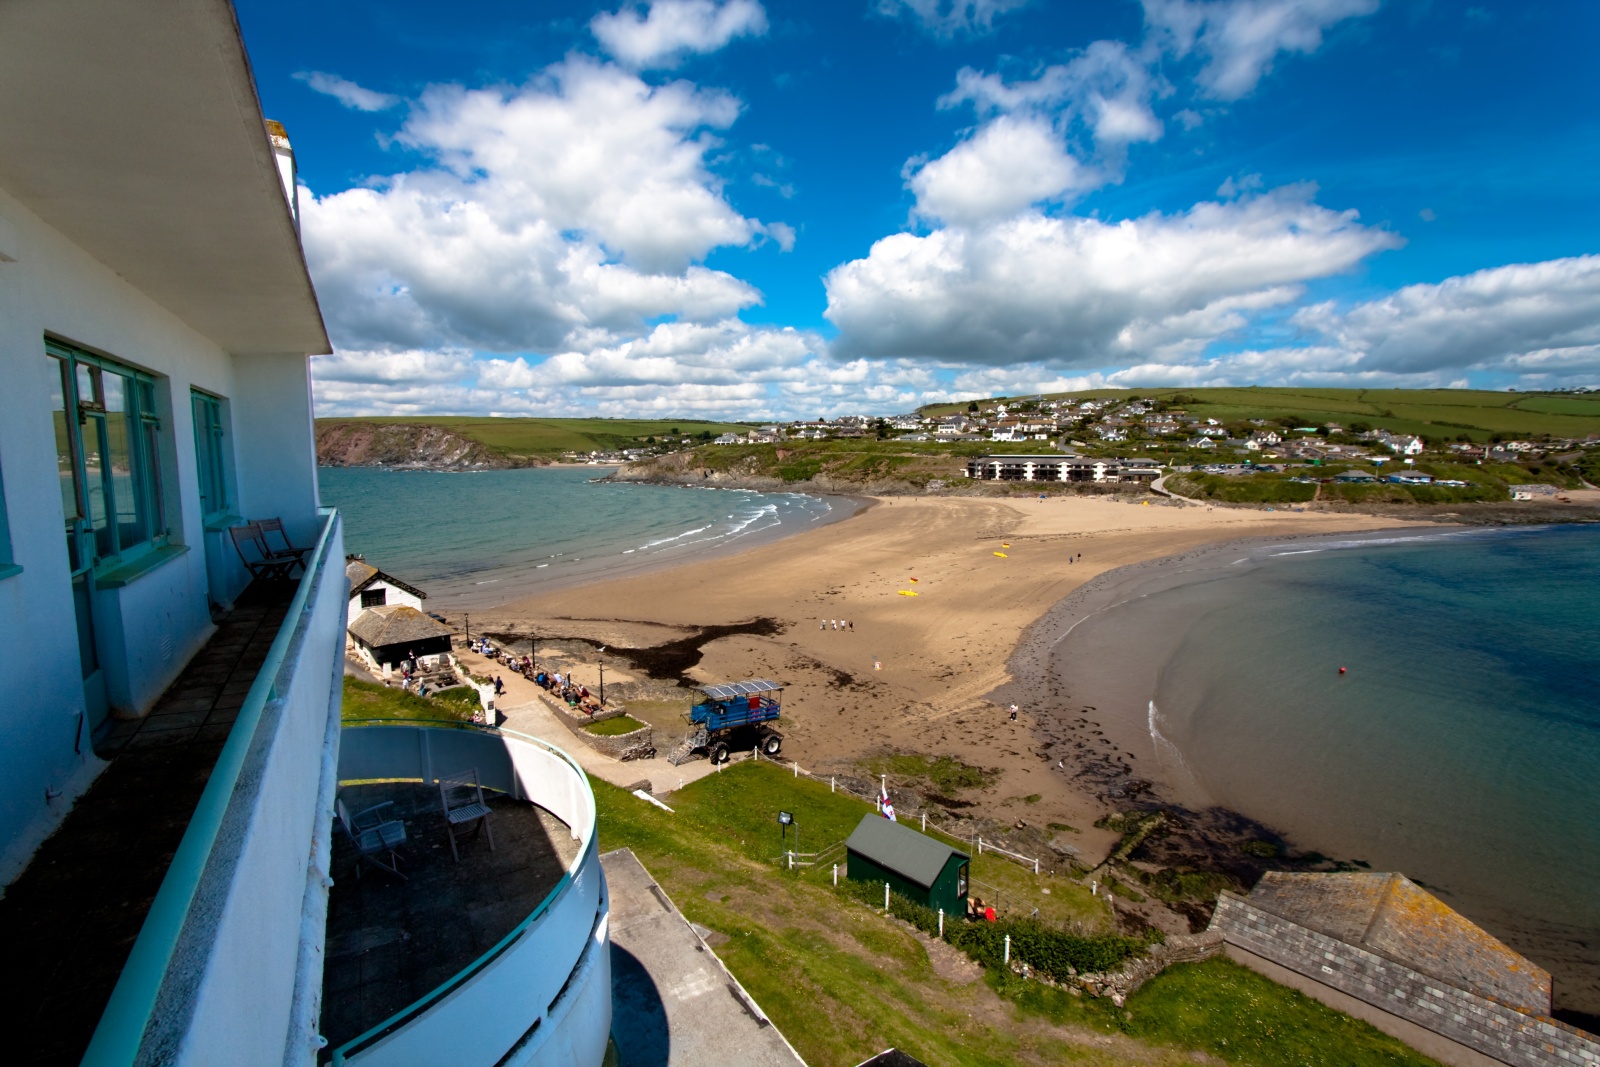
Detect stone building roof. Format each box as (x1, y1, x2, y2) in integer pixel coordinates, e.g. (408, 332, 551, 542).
(345, 557, 428, 600)
(1246, 871, 1551, 1014)
(347, 605, 452, 649)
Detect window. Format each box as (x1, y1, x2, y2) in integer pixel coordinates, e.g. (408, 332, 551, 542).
(360, 588, 387, 609)
(191, 390, 231, 520)
(47, 341, 169, 572)
(0, 447, 15, 578)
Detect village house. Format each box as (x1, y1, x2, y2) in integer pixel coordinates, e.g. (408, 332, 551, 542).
(346, 555, 428, 627)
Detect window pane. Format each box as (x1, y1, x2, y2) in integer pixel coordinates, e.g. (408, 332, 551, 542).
(84, 415, 113, 560)
(103, 373, 148, 552)
(49, 357, 81, 525)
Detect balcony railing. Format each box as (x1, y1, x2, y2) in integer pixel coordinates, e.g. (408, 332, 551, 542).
(82, 508, 348, 1066)
(330, 722, 611, 1067)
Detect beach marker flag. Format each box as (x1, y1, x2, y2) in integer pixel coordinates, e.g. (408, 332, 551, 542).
(879, 779, 896, 822)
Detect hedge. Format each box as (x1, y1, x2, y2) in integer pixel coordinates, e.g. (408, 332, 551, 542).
(840, 877, 1151, 982)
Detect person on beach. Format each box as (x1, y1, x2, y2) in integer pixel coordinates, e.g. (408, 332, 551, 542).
(494, 675, 505, 697)
(848, 620, 854, 631)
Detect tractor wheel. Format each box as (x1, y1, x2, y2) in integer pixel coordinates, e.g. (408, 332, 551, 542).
(761, 732, 783, 757)
(709, 742, 729, 764)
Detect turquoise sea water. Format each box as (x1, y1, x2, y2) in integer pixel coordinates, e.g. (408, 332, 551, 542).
(316, 466, 841, 606)
(1131, 526, 1600, 1007)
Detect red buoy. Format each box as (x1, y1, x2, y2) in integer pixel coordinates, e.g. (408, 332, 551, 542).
(1339, 666, 1347, 674)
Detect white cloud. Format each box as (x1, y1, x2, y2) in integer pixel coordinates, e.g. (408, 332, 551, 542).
(293, 71, 399, 112)
(311, 321, 949, 421)
(1292, 256, 1600, 375)
(942, 41, 1164, 152)
(592, 0, 768, 70)
(302, 58, 786, 355)
(1143, 0, 1379, 101)
(824, 184, 1400, 366)
(908, 117, 1089, 226)
(877, 0, 1031, 37)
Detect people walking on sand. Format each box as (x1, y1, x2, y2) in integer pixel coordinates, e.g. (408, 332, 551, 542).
(848, 619, 854, 631)
(1009, 703, 1019, 721)
(494, 675, 505, 697)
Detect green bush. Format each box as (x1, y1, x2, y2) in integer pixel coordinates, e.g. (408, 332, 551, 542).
(841, 879, 1149, 981)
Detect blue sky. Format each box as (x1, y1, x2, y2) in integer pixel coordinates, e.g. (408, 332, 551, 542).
(235, 0, 1600, 419)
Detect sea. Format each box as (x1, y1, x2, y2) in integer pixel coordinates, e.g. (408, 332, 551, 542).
(316, 465, 846, 607)
(1056, 524, 1600, 1013)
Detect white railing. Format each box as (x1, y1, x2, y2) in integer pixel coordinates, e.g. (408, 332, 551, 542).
(331, 723, 610, 1067)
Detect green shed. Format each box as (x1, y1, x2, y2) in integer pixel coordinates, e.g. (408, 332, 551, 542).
(845, 815, 970, 915)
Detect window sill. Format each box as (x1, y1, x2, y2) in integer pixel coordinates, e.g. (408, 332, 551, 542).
(203, 512, 243, 533)
(95, 544, 188, 589)
(0, 563, 21, 581)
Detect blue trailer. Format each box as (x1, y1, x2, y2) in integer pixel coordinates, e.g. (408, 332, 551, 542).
(677, 679, 784, 764)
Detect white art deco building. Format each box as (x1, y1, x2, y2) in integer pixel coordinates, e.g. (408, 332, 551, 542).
(0, 3, 609, 1064)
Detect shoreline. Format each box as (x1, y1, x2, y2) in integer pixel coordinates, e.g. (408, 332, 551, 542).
(1006, 524, 1600, 1018)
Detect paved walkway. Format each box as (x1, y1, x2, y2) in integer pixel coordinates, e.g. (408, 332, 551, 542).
(603, 848, 806, 1067)
(453, 647, 727, 796)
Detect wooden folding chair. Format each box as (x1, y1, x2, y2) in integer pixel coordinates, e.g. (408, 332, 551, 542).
(336, 795, 408, 880)
(228, 523, 300, 581)
(438, 768, 496, 862)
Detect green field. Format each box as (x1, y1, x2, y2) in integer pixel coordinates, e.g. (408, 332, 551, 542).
(586, 759, 1440, 1067)
(315, 415, 751, 458)
(922, 387, 1600, 442)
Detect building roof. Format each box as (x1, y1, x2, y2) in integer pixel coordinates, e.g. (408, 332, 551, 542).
(846, 815, 968, 889)
(0, 0, 328, 355)
(347, 606, 453, 649)
(694, 679, 782, 700)
(1246, 872, 1551, 1014)
(346, 559, 428, 600)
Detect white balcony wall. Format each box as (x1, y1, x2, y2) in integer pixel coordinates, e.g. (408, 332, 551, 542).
(0, 185, 323, 884)
(79, 511, 348, 1067)
(333, 726, 610, 1067)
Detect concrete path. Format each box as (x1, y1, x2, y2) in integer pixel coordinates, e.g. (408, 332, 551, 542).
(603, 848, 806, 1067)
(454, 646, 729, 796)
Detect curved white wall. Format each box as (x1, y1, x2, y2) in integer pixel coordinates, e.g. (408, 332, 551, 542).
(332, 725, 611, 1067)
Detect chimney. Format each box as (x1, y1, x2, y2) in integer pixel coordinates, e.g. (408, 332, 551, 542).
(264, 119, 300, 236)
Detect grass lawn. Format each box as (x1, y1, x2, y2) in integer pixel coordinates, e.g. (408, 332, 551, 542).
(593, 760, 1441, 1067)
(584, 714, 646, 736)
(340, 676, 476, 722)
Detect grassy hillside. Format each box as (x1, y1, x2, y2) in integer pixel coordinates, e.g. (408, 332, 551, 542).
(923, 387, 1600, 442)
(315, 415, 750, 458)
(591, 759, 1438, 1067)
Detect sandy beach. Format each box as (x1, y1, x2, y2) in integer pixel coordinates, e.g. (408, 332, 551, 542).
(461, 493, 1422, 879)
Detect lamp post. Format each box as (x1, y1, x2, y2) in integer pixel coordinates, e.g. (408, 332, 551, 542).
(463, 613, 470, 643)
(779, 810, 794, 869)
(597, 658, 606, 706)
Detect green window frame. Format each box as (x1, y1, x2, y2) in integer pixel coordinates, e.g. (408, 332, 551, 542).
(191, 390, 232, 522)
(0, 447, 17, 579)
(46, 340, 170, 573)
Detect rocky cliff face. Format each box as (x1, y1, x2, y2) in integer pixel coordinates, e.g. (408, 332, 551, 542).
(315, 422, 544, 470)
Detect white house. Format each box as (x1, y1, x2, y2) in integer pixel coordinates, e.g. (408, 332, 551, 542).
(346, 556, 428, 629)
(0, 6, 609, 1066)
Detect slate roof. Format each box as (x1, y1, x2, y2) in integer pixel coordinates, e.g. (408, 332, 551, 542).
(1246, 872, 1551, 1014)
(345, 557, 428, 600)
(846, 815, 967, 889)
(347, 605, 453, 649)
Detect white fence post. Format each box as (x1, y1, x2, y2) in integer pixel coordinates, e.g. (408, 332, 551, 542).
(793, 761, 798, 778)
(1034, 858, 1039, 875)
(832, 863, 838, 886)
(978, 836, 984, 855)
(938, 908, 944, 938)
(884, 883, 890, 910)
(921, 812, 926, 831)
(1004, 934, 1011, 967)
(830, 777, 835, 793)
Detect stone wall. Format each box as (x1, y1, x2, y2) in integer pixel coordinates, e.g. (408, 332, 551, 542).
(539, 692, 655, 761)
(1210, 893, 1600, 1067)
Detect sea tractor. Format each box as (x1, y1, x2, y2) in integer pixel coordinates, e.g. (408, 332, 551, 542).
(668, 679, 785, 765)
